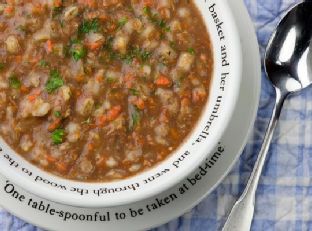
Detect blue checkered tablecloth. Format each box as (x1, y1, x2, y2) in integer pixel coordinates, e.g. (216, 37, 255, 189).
(1, 0, 310, 230)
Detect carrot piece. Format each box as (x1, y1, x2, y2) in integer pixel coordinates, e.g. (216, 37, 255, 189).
(143, 159, 152, 167)
(155, 74, 172, 87)
(15, 55, 22, 63)
(88, 143, 95, 152)
(170, 128, 179, 140)
(53, 0, 62, 7)
(99, 14, 108, 21)
(192, 89, 206, 103)
(97, 106, 122, 127)
(86, 41, 102, 51)
(159, 109, 169, 123)
(20, 85, 29, 94)
(143, 0, 154, 7)
(78, 0, 96, 8)
(96, 155, 107, 167)
(134, 98, 145, 110)
(181, 97, 190, 106)
(48, 118, 62, 132)
(27, 95, 37, 102)
(106, 22, 116, 32)
(75, 89, 82, 97)
(32, 4, 44, 14)
(4, 6, 14, 15)
(106, 105, 122, 121)
(46, 155, 57, 163)
(96, 75, 104, 83)
(124, 73, 136, 88)
(46, 40, 53, 53)
(97, 115, 107, 126)
(55, 162, 68, 173)
(75, 75, 84, 83)
(27, 89, 41, 102)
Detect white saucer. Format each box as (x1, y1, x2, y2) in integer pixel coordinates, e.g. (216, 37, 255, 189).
(0, 0, 261, 230)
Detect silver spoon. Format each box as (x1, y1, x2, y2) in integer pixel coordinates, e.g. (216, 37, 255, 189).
(222, 2, 312, 231)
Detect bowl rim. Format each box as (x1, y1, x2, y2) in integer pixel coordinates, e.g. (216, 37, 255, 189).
(0, 0, 243, 207)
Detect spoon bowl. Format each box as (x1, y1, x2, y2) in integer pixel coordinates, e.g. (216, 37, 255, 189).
(265, 2, 312, 93)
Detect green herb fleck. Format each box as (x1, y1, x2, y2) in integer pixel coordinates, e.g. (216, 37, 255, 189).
(143, 6, 170, 32)
(9, 75, 21, 89)
(129, 106, 140, 131)
(78, 18, 100, 35)
(121, 47, 152, 64)
(16, 25, 27, 33)
(129, 88, 140, 96)
(45, 70, 64, 93)
(69, 41, 87, 61)
(169, 41, 177, 50)
(0, 63, 5, 71)
(140, 50, 152, 62)
(51, 128, 65, 145)
(127, 6, 135, 13)
(60, 20, 65, 28)
(103, 36, 114, 51)
(106, 77, 117, 84)
(52, 6, 64, 18)
(39, 59, 49, 67)
(95, 103, 101, 110)
(117, 17, 128, 29)
(143, 6, 151, 15)
(188, 48, 195, 55)
(54, 111, 62, 118)
(159, 19, 170, 31)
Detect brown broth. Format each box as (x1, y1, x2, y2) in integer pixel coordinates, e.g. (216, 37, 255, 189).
(0, 0, 213, 182)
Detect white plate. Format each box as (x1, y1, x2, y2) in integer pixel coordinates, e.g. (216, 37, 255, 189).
(0, 0, 261, 230)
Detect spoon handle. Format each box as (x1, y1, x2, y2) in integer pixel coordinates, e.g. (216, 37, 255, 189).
(222, 89, 287, 231)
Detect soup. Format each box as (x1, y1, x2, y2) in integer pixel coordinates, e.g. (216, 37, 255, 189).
(0, 0, 213, 182)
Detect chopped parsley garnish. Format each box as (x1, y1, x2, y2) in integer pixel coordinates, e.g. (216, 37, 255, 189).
(78, 18, 100, 35)
(60, 20, 65, 28)
(129, 88, 140, 96)
(169, 41, 177, 50)
(51, 128, 65, 145)
(143, 6, 170, 32)
(143, 6, 151, 15)
(16, 25, 27, 33)
(45, 70, 64, 93)
(188, 48, 195, 55)
(9, 75, 21, 89)
(69, 40, 87, 61)
(0, 63, 5, 71)
(117, 17, 128, 29)
(139, 50, 152, 62)
(129, 106, 141, 131)
(159, 19, 171, 32)
(39, 59, 49, 67)
(52, 6, 64, 18)
(54, 111, 62, 118)
(103, 34, 152, 63)
(106, 77, 117, 84)
(121, 47, 152, 64)
(103, 35, 114, 51)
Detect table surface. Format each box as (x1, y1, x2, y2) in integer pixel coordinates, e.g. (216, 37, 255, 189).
(1, 0, 310, 230)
